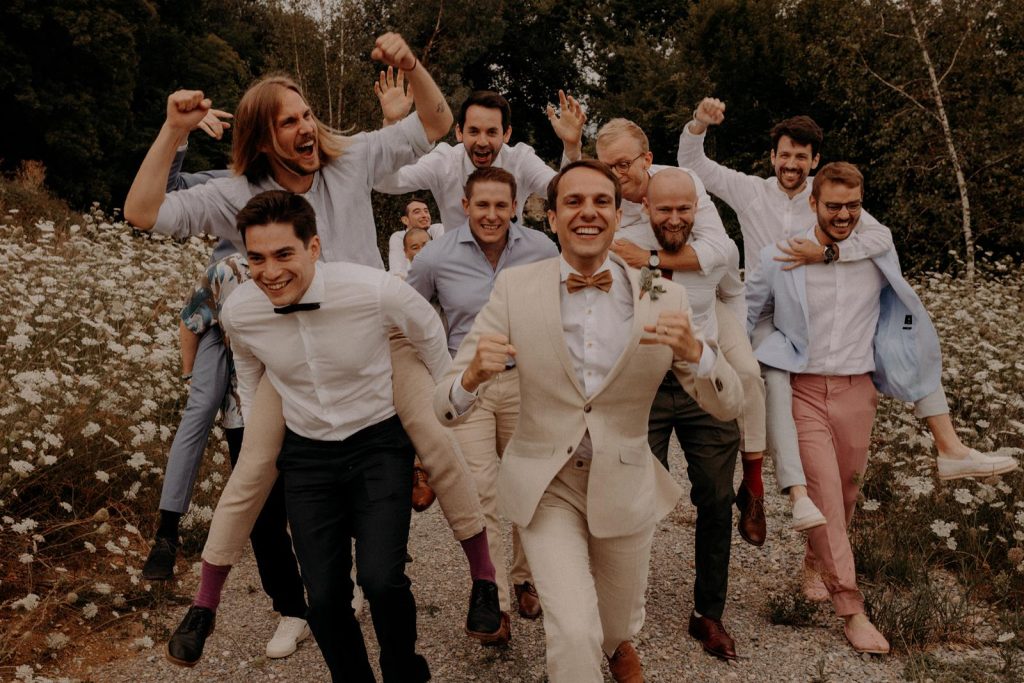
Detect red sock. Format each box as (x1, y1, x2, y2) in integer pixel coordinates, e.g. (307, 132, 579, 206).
(460, 530, 496, 583)
(193, 561, 231, 611)
(742, 457, 764, 498)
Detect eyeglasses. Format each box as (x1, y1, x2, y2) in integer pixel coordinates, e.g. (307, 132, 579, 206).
(609, 153, 646, 175)
(822, 200, 862, 214)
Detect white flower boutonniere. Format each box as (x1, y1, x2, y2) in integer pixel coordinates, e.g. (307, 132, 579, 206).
(639, 266, 667, 300)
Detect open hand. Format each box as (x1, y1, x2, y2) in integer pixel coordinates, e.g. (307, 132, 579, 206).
(611, 238, 649, 269)
(196, 108, 232, 140)
(374, 67, 415, 125)
(546, 89, 586, 149)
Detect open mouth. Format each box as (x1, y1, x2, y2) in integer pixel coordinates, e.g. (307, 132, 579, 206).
(471, 148, 494, 165)
(296, 140, 315, 160)
(572, 225, 602, 237)
(780, 169, 802, 183)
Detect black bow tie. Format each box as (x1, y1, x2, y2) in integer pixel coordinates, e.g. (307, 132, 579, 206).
(274, 302, 321, 315)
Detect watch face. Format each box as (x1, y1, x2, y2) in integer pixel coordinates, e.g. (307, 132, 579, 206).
(649, 253, 660, 268)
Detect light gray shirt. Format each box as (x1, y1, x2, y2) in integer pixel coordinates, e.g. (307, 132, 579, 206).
(407, 222, 559, 356)
(154, 114, 434, 269)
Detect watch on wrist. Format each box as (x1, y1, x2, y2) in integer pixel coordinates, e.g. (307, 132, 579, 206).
(648, 250, 661, 268)
(822, 244, 836, 265)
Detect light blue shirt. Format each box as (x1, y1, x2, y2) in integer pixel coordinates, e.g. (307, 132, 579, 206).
(407, 221, 559, 356)
(745, 230, 942, 402)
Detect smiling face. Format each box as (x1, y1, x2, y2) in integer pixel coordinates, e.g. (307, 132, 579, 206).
(595, 133, 653, 204)
(264, 89, 320, 188)
(644, 169, 697, 253)
(548, 166, 621, 275)
(401, 200, 432, 230)
(456, 105, 511, 168)
(462, 180, 515, 251)
(770, 135, 819, 196)
(245, 221, 321, 307)
(810, 180, 862, 245)
(403, 228, 431, 261)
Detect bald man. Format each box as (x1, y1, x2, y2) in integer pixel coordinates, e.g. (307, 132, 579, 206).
(625, 168, 746, 660)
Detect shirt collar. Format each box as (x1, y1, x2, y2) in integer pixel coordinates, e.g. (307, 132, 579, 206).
(298, 263, 325, 304)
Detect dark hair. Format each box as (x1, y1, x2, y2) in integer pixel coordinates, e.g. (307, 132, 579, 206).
(770, 115, 824, 157)
(464, 166, 517, 201)
(404, 197, 429, 216)
(457, 91, 512, 131)
(235, 190, 318, 245)
(403, 227, 431, 250)
(812, 162, 864, 200)
(546, 159, 622, 210)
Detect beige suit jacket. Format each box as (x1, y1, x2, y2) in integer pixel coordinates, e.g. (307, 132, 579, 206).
(434, 255, 743, 538)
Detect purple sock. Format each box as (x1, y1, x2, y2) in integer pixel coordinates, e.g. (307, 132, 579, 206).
(460, 530, 496, 583)
(193, 561, 231, 611)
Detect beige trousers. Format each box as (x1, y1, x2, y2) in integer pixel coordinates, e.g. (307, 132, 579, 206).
(451, 366, 532, 613)
(518, 456, 654, 682)
(716, 300, 766, 453)
(203, 335, 486, 566)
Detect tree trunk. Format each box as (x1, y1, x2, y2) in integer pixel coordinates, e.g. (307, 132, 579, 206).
(906, 3, 974, 281)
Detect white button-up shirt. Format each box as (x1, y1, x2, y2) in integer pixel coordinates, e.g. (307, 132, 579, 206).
(221, 262, 450, 441)
(801, 230, 886, 375)
(387, 222, 446, 277)
(374, 141, 558, 230)
(677, 128, 893, 277)
(615, 220, 745, 342)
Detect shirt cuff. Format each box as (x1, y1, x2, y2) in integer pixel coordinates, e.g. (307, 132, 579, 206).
(450, 371, 479, 415)
(690, 341, 716, 378)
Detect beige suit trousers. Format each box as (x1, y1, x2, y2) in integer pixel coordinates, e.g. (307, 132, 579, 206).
(716, 300, 766, 453)
(451, 366, 531, 612)
(203, 335, 486, 566)
(518, 457, 654, 682)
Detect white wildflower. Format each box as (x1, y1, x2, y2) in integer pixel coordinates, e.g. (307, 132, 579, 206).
(82, 602, 98, 619)
(59, 502, 72, 513)
(10, 460, 34, 475)
(953, 488, 974, 505)
(862, 499, 880, 511)
(81, 422, 101, 437)
(83, 541, 96, 553)
(11, 593, 40, 611)
(45, 632, 70, 650)
(104, 540, 125, 556)
(18, 553, 33, 564)
(131, 635, 155, 650)
(94, 470, 110, 483)
(94, 582, 112, 595)
(997, 632, 1015, 643)
(931, 520, 958, 538)
(946, 537, 957, 551)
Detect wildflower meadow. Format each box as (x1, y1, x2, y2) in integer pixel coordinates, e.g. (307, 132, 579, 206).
(1, 187, 1023, 679)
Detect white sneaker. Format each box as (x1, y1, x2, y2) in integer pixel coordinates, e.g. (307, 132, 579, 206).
(936, 449, 1019, 481)
(791, 496, 826, 531)
(266, 616, 310, 659)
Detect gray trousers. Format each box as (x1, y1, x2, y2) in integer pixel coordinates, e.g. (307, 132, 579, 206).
(158, 326, 230, 514)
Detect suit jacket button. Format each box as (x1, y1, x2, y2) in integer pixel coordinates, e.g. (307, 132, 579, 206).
(584, 404, 592, 413)
(715, 379, 723, 391)
(445, 411, 453, 420)
(567, 446, 573, 454)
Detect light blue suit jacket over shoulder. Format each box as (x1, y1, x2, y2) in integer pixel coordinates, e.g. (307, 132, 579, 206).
(744, 241, 942, 403)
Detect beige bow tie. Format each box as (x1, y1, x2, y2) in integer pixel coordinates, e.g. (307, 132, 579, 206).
(565, 270, 613, 294)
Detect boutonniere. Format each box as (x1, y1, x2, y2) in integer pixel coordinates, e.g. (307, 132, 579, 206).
(639, 266, 667, 300)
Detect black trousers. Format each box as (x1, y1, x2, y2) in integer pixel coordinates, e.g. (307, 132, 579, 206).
(647, 373, 740, 620)
(225, 428, 307, 618)
(277, 415, 429, 683)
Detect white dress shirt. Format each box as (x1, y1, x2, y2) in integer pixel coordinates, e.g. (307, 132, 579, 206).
(617, 164, 734, 275)
(801, 230, 886, 375)
(221, 262, 450, 441)
(387, 222, 446, 277)
(616, 221, 746, 342)
(373, 141, 557, 230)
(677, 127, 893, 276)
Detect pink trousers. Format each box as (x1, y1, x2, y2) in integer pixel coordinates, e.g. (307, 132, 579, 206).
(791, 373, 878, 616)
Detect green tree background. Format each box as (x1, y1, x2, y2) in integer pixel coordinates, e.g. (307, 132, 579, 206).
(1, 0, 1020, 271)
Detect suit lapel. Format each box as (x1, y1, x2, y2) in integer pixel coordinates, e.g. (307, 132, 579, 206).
(540, 259, 587, 398)
(791, 262, 811, 340)
(591, 255, 647, 399)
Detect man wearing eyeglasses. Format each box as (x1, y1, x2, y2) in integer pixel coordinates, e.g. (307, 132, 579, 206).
(743, 161, 940, 654)
(680, 101, 1017, 600)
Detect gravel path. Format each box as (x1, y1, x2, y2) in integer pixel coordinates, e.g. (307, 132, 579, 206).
(83, 440, 915, 682)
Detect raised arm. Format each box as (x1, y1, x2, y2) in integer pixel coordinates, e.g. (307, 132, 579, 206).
(677, 97, 760, 212)
(546, 89, 586, 163)
(372, 33, 452, 142)
(125, 90, 216, 229)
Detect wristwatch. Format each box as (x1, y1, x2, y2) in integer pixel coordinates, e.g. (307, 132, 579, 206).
(822, 244, 836, 265)
(648, 250, 660, 268)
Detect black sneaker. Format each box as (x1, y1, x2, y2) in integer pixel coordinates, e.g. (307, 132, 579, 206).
(142, 536, 179, 580)
(465, 579, 502, 640)
(166, 605, 216, 667)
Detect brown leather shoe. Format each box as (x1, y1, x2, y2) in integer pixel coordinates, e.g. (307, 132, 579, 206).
(478, 611, 511, 647)
(514, 581, 542, 619)
(607, 640, 643, 682)
(735, 482, 766, 546)
(688, 613, 737, 661)
(411, 462, 435, 512)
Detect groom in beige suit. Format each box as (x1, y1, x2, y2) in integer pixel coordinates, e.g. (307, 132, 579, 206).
(435, 159, 743, 682)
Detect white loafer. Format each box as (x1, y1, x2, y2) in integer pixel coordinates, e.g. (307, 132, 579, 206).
(791, 496, 826, 531)
(937, 449, 1019, 481)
